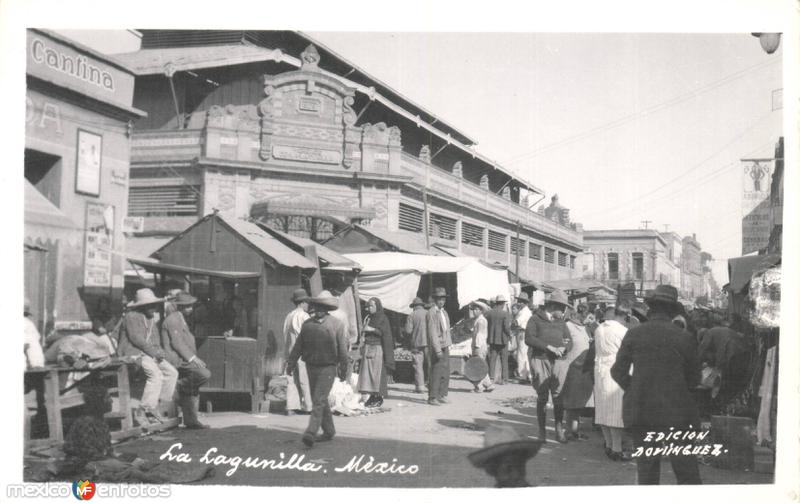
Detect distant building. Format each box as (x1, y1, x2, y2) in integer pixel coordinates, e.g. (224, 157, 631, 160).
(682, 234, 704, 300)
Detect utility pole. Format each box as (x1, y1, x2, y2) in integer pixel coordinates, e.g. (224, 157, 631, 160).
(641, 220, 652, 229)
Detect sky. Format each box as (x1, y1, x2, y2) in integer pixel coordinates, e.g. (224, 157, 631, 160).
(56, 30, 783, 284)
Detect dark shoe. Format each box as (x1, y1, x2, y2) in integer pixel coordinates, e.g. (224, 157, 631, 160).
(555, 423, 568, 443)
(604, 447, 614, 459)
(427, 399, 441, 406)
(315, 432, 334, 442)
(575, 432, 589, 441)
(472, 387, 483, 393)
(301, 433, 315, 447)
(483, 386, 495, 393)
(538, 427, 547, 441)
(609, 451, 624, 461)
(179, 396, 208, 429)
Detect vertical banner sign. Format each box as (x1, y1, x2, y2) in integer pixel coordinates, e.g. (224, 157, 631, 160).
(741, 160, 773, 254)
(84, 202, 113, 287)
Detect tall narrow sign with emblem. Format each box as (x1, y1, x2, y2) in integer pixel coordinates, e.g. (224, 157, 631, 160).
(741, 158, 773, 254)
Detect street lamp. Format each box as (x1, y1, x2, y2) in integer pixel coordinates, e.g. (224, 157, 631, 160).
(751, 33, 781, 54)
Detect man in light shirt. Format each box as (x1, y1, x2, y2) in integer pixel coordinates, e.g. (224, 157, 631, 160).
(283, 288, 312, 415)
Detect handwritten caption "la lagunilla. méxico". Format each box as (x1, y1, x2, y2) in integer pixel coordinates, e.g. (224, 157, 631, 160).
(159, 442, 420, 477)
(633, 428, 728, 458)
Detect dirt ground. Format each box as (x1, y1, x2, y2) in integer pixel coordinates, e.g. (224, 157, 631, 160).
(104, 376, 773, 488)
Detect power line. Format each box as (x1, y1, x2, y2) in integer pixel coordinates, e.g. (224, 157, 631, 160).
(503, 58, 779, 165)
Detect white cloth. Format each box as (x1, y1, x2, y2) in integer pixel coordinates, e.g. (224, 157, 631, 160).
(24, 317, 45, 368)
(514, 306, 531, 380)
(756, 346, 777, 444)
(593, 320, 627, 428)
(472, 315, 488, 352)
(283, 307, 309, 359)
(283, 307, 311, 411)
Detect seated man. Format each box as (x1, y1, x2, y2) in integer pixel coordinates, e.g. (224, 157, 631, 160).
(117, 288, 178, 427)
(161, 291, 211, 429)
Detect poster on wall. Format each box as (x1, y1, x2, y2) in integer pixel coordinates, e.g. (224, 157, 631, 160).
(75, 129, 102, 196)
(741, 159, 773, 255)
(84, 202, 113, 287)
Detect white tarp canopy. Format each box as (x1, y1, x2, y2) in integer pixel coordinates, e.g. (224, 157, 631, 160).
(344, 252, 510, 314)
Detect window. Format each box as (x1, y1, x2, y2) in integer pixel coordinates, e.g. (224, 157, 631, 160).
(529, 243, 542, 260)
(570, 255, 576, 270)
(398, 203, 424, 233)
(262, 216, 334, 242)
(608, 252, 619, 280)
(558, 251, 568, 267)
(633, 252, 644, 280)
(510, 237, 525, 256)
(488, 230, 507, 252)
(544, 247, 555, 264)
(128, 185, 200, 216)
(461, 222, 484, 247)
(429, 213, 457, 240)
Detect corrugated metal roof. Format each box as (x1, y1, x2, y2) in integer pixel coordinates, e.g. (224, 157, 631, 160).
(258, 226, 361, 270)
(217, 214, 316, 269)
(352, 225, 449, 256)
(114, 45, 298, 75)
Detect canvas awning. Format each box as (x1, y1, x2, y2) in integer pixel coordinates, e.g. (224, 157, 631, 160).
(728, 253, 781, 293)
(127, 256, 261, 280)
(343, 252, 510, 314)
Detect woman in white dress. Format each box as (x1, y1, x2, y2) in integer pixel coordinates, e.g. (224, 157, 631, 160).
(593, 305, 630, 461)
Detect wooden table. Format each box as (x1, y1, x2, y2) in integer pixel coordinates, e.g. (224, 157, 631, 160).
(24, 360, 178, 451)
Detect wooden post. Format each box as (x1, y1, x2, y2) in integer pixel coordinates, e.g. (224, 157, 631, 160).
(303, 245, 323, 295)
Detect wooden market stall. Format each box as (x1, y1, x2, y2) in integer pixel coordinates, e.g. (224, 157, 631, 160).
(127, 213, 317, 412)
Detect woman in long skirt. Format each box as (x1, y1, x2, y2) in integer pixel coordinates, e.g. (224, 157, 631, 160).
(561, 306, 595, 441)
(593, 305, 629, 461)
(357, 297, 395, 407)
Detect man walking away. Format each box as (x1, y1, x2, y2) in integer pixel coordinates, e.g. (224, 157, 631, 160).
(427, 287, 452, 405)
(611, 285, 702, 484)
(161, 291, 211, 429)
(486, 295, 512, 384)
(404, 297, 429, 394)
(286, 291, 349, 448)
(283, 288, 312, 415)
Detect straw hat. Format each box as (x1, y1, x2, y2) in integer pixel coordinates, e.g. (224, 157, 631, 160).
(172, 291, 198, 306)
(471, 300, 491, 312)
(493, 294, 507, 304)
(409, 297, 425, 308)
(309, 290, 339, 311)
(432, 287, 448, 298)
(545, 289, 570, 308)
(516, 292, 530, 303)
(127, 288, 164, 309)
(468, 424, 543, 468)
(291, 288, 310, 303)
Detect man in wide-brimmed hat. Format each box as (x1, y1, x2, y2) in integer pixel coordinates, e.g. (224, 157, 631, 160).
(403, 297, 429, 393)
(286, 290, 349, 448)
(118, 288, 178, 427)
(611, 285, 702, 484)
(524, 289, 573, 442)
(161, 291, 211, 429)
(426, 287, 452, 405)
(486, 294, 512, 385)
(283, 288, 312, 415)
(468, 424, 543, 487)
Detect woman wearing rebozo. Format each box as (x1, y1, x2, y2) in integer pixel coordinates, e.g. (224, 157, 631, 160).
(357, 297, 395, 408)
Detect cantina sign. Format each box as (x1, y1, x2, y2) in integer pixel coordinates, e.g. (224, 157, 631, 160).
(30, 37, 115, 92)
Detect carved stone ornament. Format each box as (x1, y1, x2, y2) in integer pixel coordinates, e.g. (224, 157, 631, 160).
(419, 145, 431, 164)
(300, 44, 321, 70)
(342, 95, 356, 126)
(257, 84, 276, 161)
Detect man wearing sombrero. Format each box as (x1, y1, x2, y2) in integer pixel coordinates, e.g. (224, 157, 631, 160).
(118, 288, 178, 427)
(403, 297, 429, 394)
(611, 285, 702, 484)
(286, 291, 349, 448)
(162, 291, 212, 429)
(524, 289, 573, 442)
(468, 424, 543, 487)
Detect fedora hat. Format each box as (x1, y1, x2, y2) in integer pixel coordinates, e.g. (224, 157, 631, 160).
(291, 288, 310, 303)
(471, 300, 491, 312)
(493, 294, 507, 304)
(468, 424, 543, 468)
(545, 289, 570, 308)
(173, 291, 198, 306)
(516, 292, 530, 303)
(409, 297, 425, 308)
(432, 287, 448, 298)
(127, 288, 164, 309)
(645, 284, 680, 309)
(309, 290, 339, 311)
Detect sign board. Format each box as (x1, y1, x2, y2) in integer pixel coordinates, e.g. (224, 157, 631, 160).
(84, 202, 113, 287)
(272, 144, 342, 164)
(75, 129, 102, 196)
(122, 216, 144, 233)
(741, 160, 773, 255)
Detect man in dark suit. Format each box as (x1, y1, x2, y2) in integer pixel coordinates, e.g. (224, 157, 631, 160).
(486, 295, 512, 385)
(404, 297, 429, 394)
(611, 285, 702, 484)
(426, 287, 452, 405)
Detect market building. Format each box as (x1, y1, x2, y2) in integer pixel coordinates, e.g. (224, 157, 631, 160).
(681, 234, 704, 299)
(24, 29, 145, 334)
(112, 30, 583, 286)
